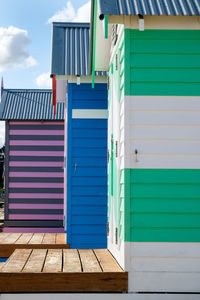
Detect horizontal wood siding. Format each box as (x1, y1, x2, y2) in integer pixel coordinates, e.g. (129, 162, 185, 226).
(124, 29, 200, 96)
(67, 83, 107, 248)
(6, 121, 64, 228)
(124, 169, 200, 242)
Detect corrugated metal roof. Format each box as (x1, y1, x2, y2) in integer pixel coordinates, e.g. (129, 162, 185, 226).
(98, 0, 200, 16)
(0, 89, 64, 120)
(51, 22, 106, 76)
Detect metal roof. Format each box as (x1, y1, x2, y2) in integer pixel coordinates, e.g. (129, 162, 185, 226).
(0, 89, 64, 120)
(98, 0, 200, 16)
(51, 22, 106, 76)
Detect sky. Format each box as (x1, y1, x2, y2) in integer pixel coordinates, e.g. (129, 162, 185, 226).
(0, 0, 91, 146)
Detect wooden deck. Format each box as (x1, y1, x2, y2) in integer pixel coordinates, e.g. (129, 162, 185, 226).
(0, 233, 68, 257)
(0, 248, 128, 293)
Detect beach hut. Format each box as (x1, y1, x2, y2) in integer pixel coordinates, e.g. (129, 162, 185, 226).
(0, 89, 65, 233)
(90, 0, 200, 293)
(51, 22, 108, 248)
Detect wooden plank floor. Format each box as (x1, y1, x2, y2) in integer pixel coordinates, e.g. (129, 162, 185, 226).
(0, 233, 68, 257)
(0, 248, 128, 293)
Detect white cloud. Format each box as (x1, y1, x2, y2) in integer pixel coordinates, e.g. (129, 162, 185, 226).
(35, 73, 52, 88)
(47, 1, 90, 24)
(0, 26, 37, 72)
(0, 122, 5, 147)
(47, 1, 76, 24)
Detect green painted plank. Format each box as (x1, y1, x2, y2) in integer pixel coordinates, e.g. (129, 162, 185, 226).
(129, 29, 200, 39)
(130, 68, 200, 83)
(130, 228, 200, 242)
(131, 184, 200, 198)
(130, 54, 200, 68)
(131, 198, 200, 213)
(131, 213, 200, 228)
(130, 82, 200, 96)
(130, 169, 200, 184)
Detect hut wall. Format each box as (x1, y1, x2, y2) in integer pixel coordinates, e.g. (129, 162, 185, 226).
(108, 26, 200, 292)
(4, 120, 65, 231)
(67, 83, 108, 249)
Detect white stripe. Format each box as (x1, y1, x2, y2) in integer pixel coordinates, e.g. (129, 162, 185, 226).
(72, 109, 107, 119)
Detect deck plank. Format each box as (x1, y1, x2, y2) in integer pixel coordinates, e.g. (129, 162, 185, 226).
(0, 233, 11, 243)
(23, 249, 47, 273)
(1, 249, 32, 272)
(78, 249, 102, 272)
(63, 249, 82, 273)
(42, 233, 56, 244)
(56, 233, 66, 244)
(15, 233, 34, 244)
(28, 233, 44, 244)
(94, 249, 123, 272)
(43, 249, 62, 273)
(2, 233, 22, 244)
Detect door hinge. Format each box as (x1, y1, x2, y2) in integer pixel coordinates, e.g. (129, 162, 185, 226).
(107, 222, 109, 236)
(115, 141, 118, 158)
(115, 54, 118, 71)
(107, 76, 110, 90)
(115, 227, 118, 244)
(107, 149, 110, 164)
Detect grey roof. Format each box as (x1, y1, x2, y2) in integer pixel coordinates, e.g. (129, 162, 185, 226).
(98, 0, 200, 16)
(51, 22, 106, 76)
(0, 89, 64, 120)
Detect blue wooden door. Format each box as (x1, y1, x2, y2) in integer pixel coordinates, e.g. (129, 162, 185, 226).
(67, 83, 107, 248)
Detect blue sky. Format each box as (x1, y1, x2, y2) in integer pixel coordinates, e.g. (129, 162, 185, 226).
(0, 0, 90, 146)
(0, 0, 90, 90)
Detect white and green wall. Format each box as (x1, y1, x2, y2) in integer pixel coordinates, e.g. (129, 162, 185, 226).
(107, 23, 200, 292)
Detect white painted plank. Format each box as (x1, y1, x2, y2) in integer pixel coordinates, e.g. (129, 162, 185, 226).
(130, 141, 200, 155)
(128, 96, 200, 111)
(131, 257, 200, 272)
(124, 155, 200, 169)
(72, 109, 107, 119)
(129, 271, 200, 292)
(130, 242, 200, 258)
(130, 125, 200, 140)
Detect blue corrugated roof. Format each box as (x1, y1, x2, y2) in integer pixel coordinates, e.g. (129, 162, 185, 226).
(51, 22, 106, 76)
(0, 89, 64, 120)
(98, 0, 200, 16)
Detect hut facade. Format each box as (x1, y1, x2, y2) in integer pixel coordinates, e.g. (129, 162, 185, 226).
(51, 22, 108, 248)
(90, 0, 200, 293)
(0, 89, 65, 233)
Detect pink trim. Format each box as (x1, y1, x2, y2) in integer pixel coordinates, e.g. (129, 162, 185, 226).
(9, 193, 64, 199)
(9, 121, 64, 125)
(9, 203, 63, 209)
(9, 172, 64, 178)
(9, 182, 64, 188)
(3, 227, 65, 233)
(9, 130, 64, 135)
(9, 140, 64, 146)
(8, 214, 64, 220)
(9, 161, 64, 167)
(9, 151, 64, 157)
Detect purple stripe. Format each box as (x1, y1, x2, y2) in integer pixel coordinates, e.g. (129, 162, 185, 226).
(9, 161, 64, 167)
(3, 227, 65, 233)
(9, 130, 64, 135)
(9, 204, 63, 209)
(9, 121, 64, 125)
(9, 172, 64, 178)
(8, 214, 64, 220)
(10, 140, 64, 146)
(10, 151, 64, 157)
(9, 182, 64, 188)
(9, 193, 64, 199)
